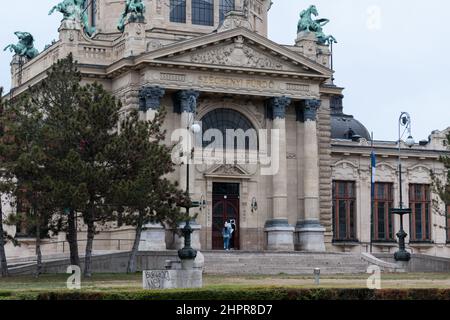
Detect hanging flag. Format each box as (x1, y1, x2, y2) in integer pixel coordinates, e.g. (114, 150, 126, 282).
(371, 151, 376, 183)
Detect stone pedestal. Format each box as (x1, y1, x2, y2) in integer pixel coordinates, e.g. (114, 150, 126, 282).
(295, 31, 318, 60)
(139, 223, 167, 251)
(395, 260, 410, 271)
(295, 220, 326, 252)
(142, 269, 203, 290)
(265, 219, 295, 251)
(123, 20, 146, 57)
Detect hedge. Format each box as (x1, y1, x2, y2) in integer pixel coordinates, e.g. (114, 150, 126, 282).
(28, 288, 450, 300)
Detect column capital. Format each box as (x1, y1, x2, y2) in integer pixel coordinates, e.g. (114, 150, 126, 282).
(301, 99, 321, 122)
(139, 86, 165, 111)
(268, 96, 291, 119)
(175, 90, 200, 113)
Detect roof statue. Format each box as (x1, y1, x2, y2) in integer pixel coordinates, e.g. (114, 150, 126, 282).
(117, 0, 146, 33)
(242, 0, 249, 17)
(3, 31, 39, 60)
(49, 0, 96, 37)
(297, 5, 337, 45)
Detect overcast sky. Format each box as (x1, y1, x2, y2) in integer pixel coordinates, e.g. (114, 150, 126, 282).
(1, 0, 449, 141)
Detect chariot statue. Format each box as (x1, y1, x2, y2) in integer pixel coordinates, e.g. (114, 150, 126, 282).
(3, 31, 39, 60)
(49, 0, 96, 37)
(297, 5, 337, 45)
(117, 0, 146, 33)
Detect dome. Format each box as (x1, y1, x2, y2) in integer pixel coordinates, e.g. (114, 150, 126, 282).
(330, 96, 371, 141)
(331, 114, 371, 140)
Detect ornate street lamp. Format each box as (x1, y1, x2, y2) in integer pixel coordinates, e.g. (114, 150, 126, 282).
(391, 112, 415, 262)
(178, 99, 201, 265)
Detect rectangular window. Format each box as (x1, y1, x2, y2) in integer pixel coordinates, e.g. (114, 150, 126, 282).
(332, 181, 357, 241)
(192, 0, 214, 26)
(170, 0, 187, 23)
(373, 183, 395, 241)
(409, 184, 432, 242)
(219, 0, 235, 23)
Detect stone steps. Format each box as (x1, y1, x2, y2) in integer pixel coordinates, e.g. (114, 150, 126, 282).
(202, 251, 370, 275)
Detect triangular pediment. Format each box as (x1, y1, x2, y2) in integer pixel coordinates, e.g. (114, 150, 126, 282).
(206, 164, 251, 177)
(136, 28, 331, 78)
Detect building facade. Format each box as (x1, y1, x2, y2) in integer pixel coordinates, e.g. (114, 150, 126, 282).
(2, 0, 449, 259)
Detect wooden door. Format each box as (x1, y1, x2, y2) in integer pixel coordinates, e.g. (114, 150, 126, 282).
(212, 183, 240, 250)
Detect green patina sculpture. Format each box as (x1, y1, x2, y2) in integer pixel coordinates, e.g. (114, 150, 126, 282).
(3, 31, 39, 60)
(297, 5, 337, 45)
(49, 0, 95, 37)
(117, 0, 146, 33)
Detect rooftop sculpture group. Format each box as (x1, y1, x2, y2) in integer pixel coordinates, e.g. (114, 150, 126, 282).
(4, 2, 337, 63)
(117, 0, 146, 33)
(3, 31, 39, 60)
(297, 5, 337, 45)
(49, 0, 96, 37)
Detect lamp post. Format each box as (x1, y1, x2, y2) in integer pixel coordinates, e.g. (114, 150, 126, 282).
(178, 102, 201, 265)
(391, 112, 415, 262)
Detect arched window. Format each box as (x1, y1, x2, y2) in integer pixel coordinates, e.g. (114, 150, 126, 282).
(220, 0, 235, 23)
(201, 108, 257, 150)
(192, 0, 214, 26)
(170, 0, 187, 23)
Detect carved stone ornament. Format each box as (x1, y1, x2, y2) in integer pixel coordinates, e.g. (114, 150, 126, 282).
(217, 11, 253, 33)
(190, 38, 284, 71)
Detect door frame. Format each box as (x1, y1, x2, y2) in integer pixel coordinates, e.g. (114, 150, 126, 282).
(212, 182, 240, 250)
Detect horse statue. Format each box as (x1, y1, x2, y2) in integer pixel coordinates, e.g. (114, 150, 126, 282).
(4, 32, 39, 60)
(49, 0, 95, 37)
(297, 5, 337, 45)
(49, 0, 84, 20)
(117, 0, 146, 32)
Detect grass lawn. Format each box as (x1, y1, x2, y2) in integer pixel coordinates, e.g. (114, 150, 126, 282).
(1, 272, 450, 296)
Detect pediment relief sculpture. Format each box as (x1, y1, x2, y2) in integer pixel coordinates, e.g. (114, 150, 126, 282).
(174, 40, 287, 71)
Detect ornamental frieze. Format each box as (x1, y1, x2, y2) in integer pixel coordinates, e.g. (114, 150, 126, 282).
(189, 42, 284, 71)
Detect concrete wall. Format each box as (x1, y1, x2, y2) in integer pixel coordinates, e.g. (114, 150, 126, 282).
(374, 253, 450, 273)
(9, 251, 179, 275)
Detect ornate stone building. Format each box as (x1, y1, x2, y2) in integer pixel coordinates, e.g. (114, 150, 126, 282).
(2, 0, 449, 259)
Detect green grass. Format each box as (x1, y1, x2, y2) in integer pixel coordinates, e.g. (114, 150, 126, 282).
(1, 273, 450, 300)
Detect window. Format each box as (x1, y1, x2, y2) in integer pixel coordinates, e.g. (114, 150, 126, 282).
(170, 0, 186, 23)
(220, 0, 235, 23)
(373, 183, 395, 241)
(332, 181, 357, 241)
(192, 0, 214, 26)
(409, 184, 432, 242)
(201, 108, 257, 150)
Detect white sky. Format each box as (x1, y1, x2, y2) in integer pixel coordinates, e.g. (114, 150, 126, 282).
(1, 0, 449, 141)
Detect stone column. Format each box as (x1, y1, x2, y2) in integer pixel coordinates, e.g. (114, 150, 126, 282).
(175, 90, 200, 192)
(174, 90, 201, 249)
(264, 96, 295, 251)
(296, 99, 326, 252)
(137, 85, 167, 251)
(139, 85, 165, 121)
(294, 105, 305, 250)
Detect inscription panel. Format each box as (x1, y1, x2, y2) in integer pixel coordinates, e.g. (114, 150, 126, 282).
(144, 70, 319, 98)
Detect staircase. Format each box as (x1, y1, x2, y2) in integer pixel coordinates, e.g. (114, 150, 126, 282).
(202, 251, 371, 275)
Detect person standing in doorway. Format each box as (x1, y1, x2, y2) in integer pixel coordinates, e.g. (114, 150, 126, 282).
(229, 219, 236, 250)
(222, 221, 231, 250)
